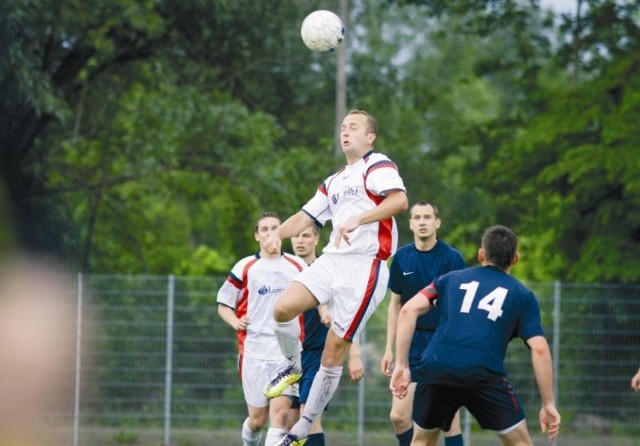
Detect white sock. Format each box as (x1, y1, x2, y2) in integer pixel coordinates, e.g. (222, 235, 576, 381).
(264, 427, 287, 446)
(242, 417, 263, 446)
(274, 320, 302, 366)
(291, 365, 342, 438)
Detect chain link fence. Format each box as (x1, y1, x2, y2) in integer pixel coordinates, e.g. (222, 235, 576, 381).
(32, 274, 640, 445)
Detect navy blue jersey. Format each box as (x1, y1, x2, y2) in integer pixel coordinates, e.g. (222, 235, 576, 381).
(388, 240, 465, 330)
(418, 265, 544, 384)
(301, 307, 328, 351)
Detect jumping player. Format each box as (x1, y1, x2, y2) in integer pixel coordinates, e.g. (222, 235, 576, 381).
(262, 110, 408, 446)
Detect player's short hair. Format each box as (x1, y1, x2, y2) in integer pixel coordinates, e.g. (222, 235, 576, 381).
(481, 225, 518, 270)
(347, 110, 378, 135)
(410, 201, 440, 219)
(255, 211, 281, 233)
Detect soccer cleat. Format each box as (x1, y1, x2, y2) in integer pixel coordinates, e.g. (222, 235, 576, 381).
(274, 433, 307, 446)
(263, 362, 302, 398)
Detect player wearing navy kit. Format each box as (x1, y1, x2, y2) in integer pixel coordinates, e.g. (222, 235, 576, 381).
(381, 202, 465, 446)
(390, 225, 561, 446)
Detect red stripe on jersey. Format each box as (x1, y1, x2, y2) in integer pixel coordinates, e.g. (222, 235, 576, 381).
(344, 258, 381, 342)
(366, 160, 398, 175)
(418, 282, 438, 303)
(283, 254, 306, 272)
(235, 257, 259, 355)
(364, 187, 394, 260)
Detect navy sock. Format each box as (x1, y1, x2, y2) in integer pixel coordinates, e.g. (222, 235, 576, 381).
(396, 427, 413, 446)
(445, 433, 464, 446)
(305, 432, 325, 446)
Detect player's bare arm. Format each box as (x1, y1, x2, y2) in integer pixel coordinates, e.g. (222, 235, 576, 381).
(381, 292, 402, 376)
(265, 211, 314, 254)
(389, 292, 432, 398)
(527, 335, 561, 441)
(334, 189, 408, 247)
(217, 304, 249, 331)
(348, 339, 365, 382)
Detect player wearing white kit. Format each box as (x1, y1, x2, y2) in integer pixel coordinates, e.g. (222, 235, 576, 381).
(217, 212, 307, 446)
(261, 110, 408, 446)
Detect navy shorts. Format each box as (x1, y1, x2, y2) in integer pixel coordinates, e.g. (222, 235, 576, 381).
(409, 330, 435, 379)
(290, 349, 327, 410)
(413, 374, 525, 432)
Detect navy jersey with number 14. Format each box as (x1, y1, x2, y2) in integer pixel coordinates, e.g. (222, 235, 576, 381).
(417, 265, 545, 385)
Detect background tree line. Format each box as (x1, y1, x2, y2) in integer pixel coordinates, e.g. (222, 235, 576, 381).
(1, 0, 639, 282)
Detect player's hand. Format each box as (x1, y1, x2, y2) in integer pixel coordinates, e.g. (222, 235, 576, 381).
(631, 370, 640, 391)
(333, 217, 360, 248)
(234, 316, 249, 331)
(264, 232, 282, 255)
(539, 404, 561, 441)
(380, 351, 393, 376)
(389, 366, 411, 399)
(348, 356, 364, 382)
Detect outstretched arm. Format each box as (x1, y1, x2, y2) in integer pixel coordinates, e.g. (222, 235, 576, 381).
(527, 335, 561, 441)
(381, 292, 402, 376)
(265, 211, 315, 255)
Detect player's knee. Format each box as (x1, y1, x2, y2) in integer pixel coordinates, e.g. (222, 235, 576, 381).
(389, 407, 410, 428)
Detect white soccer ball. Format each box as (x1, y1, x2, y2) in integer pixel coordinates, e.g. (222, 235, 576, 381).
(300, 10, 345, 53)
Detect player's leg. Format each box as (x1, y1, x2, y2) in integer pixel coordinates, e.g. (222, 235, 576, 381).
(242, 405, 268, 446)
(264, 395, 294, 446)
(411, 425, 440, 446)
(301, 403, 326, 446)
(389, 382, 416, 445)
(265, 282, 319, 398)
(442, 409, 464, 445)
(241, 356, 269, 445)
(495, 419, 533, 446)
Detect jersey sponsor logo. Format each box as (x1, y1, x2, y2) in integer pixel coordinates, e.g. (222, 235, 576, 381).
(258, 285, 286, 295)
(403, 271, 414, 276)
(331, 193, 339, 204)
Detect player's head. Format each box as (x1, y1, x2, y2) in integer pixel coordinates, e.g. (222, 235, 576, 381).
(479, 225, 519, 270)
(340, 110, 377, 155)
(291, 224, 320, 262)
(254, 211, 281, 251)
(409, 201, 441, 239)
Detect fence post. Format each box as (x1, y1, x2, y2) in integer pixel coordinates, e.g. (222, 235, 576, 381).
(164, 275, 175, 446)
(356, 330, 366, 446)
(552, 280, 561, 446)
(73, 273, 84, 446)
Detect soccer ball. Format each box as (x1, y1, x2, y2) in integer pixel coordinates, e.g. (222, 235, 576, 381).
(300, 10, 345, 53)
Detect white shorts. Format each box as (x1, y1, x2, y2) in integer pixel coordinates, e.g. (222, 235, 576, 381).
(240, 355, 298, 408)
(294, 253, 389, 342)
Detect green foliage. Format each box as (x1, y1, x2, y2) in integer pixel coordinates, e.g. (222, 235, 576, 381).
(2, 0, 640, 282)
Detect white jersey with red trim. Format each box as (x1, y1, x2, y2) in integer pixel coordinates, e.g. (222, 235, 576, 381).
(217, 253, 306, 360)
(302, 150, 406, 260)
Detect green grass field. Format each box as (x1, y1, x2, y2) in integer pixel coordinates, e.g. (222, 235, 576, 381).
(76, 427, 639, 446)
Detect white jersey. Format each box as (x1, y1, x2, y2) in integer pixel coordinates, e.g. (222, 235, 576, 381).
(302, 150, 406, 260)
(217, 253, 306, 360)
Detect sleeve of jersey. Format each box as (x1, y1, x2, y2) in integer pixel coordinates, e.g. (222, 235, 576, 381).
(302, 182, 332, 227)
(216, 263, 244, 309)
(519, 292, 545, 339)
(417, 282, 438, 304)
(364, 156, 406, 196)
